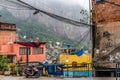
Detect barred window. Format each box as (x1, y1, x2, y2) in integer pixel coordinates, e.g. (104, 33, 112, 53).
(19, 47, 30, 55)
(33, 47, 43, 54)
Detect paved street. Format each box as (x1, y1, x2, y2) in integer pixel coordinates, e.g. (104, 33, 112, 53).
(0, 75, 119, 80)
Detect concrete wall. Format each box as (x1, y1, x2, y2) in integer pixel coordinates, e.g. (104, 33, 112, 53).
(13, 43, 46, 62)
(0, 43, 46, 62)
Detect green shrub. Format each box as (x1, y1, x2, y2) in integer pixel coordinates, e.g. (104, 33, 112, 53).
(9, 63, 16, 75)
(4, 63, 9, 71)
(0, 64, 3, 71)
(0, 55, 9, 71)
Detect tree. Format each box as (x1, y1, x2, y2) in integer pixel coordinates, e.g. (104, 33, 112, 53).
(80, 9, 90, 24)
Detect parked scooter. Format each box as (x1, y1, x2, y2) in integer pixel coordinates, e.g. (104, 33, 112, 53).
(24, 65, 40, 78)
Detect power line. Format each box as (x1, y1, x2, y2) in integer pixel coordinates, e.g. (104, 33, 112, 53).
(37, 0, 79, 19)
(1, 0, 91, 48)
(16, 0, 91, 27)
(0, 3, 32, 10)
(79, 29, 90, 43)
(104, 1, 120, 7)
(6, 0, 34, 10)
(74, 29, 90, 48)
(0, 0, 34, 10)
(2, 0, 91, 27)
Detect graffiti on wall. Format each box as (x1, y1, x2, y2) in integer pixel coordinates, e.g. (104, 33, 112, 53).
(96, 29, 113, 52)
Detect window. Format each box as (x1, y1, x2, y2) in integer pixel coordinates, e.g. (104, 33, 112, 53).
(19, 47, 30, 55)
(95, 0, 104, 4)
(60, 49, 76, 54)
(33, 47, 43, 54)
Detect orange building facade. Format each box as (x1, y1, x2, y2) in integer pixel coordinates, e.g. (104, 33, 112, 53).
(0, 22, 46, 63)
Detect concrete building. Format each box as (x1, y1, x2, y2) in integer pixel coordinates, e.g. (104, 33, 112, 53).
(92, 0, 120, 77)
(92, 0, 120, 62)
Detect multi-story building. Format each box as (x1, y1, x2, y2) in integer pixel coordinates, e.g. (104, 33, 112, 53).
(0, 22, 46, 63)
(92, 0, 120, 62)
(92, 0, 120, 76)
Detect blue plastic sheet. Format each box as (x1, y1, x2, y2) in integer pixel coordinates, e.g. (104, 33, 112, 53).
(46, 64, 64, 75)
(63, 70, 92, 77)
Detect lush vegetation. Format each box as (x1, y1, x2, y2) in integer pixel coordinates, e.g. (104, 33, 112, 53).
(1, 9, 75, 43)
(0, 55, 9, 71)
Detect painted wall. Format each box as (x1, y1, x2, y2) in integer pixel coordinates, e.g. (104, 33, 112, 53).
(59, 54, 92, 70)
(0, 43, 46, 62)
(0, 44, 14, 54)
(13, 43, 46, 62)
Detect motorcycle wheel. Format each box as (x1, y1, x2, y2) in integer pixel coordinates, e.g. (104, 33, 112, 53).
(25, 74, 29, 78)
(35, 73, 40, 78)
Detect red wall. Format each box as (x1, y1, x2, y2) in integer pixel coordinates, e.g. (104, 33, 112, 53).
(13, 43, 46, 62)
(0, 43, 46, 62)
(0, 44, 15, 55)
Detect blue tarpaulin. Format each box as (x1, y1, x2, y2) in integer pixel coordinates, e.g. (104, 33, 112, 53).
(63, 70, 92, 77)
(74, 48, 84, 56)
(46, 64, 64, 75)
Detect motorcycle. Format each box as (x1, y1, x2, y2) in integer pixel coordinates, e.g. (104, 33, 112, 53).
(24, 65, 40, 78)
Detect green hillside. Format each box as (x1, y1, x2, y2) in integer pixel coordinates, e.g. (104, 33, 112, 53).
(0, 8, 80, 47)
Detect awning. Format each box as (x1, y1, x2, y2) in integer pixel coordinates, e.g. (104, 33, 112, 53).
(15, 42, 44, 47)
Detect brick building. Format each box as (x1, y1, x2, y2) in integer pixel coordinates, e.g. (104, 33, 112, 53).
(0, 22, 46, 63)
(0, 22, 16, 45)
(92, 0, 120, 77)
(92, 0, 120, 62)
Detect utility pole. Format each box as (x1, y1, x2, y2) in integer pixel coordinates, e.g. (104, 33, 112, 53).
(89, 0, 96, 59)
(89, 0, 97, 61)
(92, 24, 96, 59)
(26, 47, 29, 66)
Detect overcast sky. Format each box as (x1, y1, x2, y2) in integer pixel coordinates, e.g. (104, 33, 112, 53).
(56, 0, 90, 11)
(22, 0, 90, 11)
